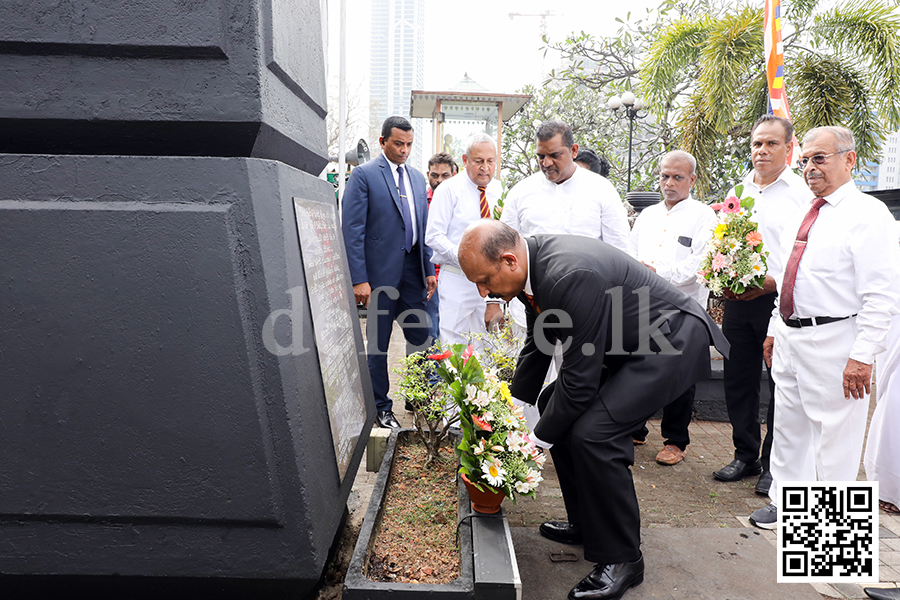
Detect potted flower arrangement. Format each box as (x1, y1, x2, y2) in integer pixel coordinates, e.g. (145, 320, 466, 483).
(428, 343, 545, 513)
(698, 184, 770, 295)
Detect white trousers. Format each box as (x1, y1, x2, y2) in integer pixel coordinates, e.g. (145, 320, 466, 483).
(769, 317, 869, 506)
(437, 269, 487, 351)
(864, 315, 900, 507)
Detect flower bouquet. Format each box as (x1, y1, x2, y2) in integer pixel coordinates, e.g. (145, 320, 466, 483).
(698, 184, 769, 296)
(428, 344, 544, 507)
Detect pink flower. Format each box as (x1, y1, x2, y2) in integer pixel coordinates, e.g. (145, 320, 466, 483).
(462, 344, 475, 363)
(710, 203, 724, 211)
(711, 252, 729, 272)
(723, 196, 740, 213)
(745, 231, 762, 248)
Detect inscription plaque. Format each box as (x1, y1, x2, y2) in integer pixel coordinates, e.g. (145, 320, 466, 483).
(293, 198, 367, 481)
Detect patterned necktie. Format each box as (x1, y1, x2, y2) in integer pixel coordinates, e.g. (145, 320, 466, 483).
(779, 197, 827, 321)
(523, 293, 541, 314)
(397, 166, 414, 253)
(478, 185, 490, 219)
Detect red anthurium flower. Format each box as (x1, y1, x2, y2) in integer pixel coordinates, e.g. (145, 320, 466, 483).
(462, 344, 475, 363)
(472, 415, 493, 432)
(428, 350, 452, 361)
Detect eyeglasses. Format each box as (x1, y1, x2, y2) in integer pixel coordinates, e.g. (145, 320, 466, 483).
(796, 149, 851, 169)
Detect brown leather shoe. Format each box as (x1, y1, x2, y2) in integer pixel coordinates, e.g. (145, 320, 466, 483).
(655, 444, 686, 465)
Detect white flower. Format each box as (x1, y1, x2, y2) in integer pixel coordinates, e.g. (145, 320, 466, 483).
(739, 273, 753, 286)
(473, 390, 492, 409)
(482, 458, 506, 486)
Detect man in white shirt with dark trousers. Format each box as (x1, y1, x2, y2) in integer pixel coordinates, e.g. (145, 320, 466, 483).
(628, 150, 716, 465)
(713, 115, 811, 496)
(748, 125, 900, 529)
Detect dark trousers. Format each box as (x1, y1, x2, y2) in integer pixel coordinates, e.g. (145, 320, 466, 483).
(722, 294, 777, 468)
(425, 284, 440, 344)
(551, 399, 647, 565)
(366, 250, 430, 412)
(631, 384, 695, 450)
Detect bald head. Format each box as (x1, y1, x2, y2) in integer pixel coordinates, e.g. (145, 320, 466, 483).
(458, 220, 528, 302)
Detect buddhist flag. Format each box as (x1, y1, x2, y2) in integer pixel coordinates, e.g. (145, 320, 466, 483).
(764, 0, 799, 166)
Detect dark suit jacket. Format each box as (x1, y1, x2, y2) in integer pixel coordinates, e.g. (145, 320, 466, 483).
(341, 153, 435, 290)
(510, 235, 730, 444)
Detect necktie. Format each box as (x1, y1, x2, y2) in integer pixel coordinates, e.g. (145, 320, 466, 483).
(478, 185, 490, 219)
(779, 197, 827, 321)
(523, 293, 541, 314)
(397, 166, 414, 252)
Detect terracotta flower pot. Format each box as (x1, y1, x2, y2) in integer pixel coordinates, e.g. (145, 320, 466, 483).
(461, 473, 505, 514)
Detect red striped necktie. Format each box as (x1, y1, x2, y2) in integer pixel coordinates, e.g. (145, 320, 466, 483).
(779, 197, 827, 321)
(478, 185, 490, 219)
(524, 293, 541, 314)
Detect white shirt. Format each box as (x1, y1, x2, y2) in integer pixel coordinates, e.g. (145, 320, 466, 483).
(772, 180, 900, 363)
(628, 197, 716, 307)
(425, 173, 501, 267)
(500, 167, 630, 251)
(729, 167, 812, 282)
(385, 157, 418, 246)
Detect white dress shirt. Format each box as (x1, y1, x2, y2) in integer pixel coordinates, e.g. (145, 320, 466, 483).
(425, 173, 501, 267)
(385, 157, 418, 246)
(772, 180, 900, 363)
(628, 197, 716, 307)
(729, 167, 812, 283)
(500, 166, 630, 251)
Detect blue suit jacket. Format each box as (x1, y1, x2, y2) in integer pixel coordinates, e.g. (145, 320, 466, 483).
(341, 153, 434, 290)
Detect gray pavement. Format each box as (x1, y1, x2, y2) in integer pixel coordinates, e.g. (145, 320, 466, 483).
(347, 321, 900, 600)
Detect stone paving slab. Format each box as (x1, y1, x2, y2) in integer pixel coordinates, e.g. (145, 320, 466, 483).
(510, 526, 823, 600)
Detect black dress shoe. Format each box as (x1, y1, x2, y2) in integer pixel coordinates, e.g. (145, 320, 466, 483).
(864, 588, 900, 600)
(713, 459, 762, 482)
(755, 470, 773, 495)
(568, 555, 644, 600)
(539, 521, 583, 545)
(375, 410, 401, 429)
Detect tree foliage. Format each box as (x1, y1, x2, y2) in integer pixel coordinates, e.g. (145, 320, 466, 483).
(534, 0, 900, 200)
(641, 0, 900, 196)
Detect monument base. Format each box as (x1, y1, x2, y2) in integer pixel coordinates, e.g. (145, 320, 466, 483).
(0, 154, 372, 593)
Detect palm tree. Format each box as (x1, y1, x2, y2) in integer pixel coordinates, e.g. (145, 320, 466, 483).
(641, 0, 900, 198)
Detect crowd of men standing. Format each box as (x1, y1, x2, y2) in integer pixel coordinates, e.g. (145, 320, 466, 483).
(340, 113, 900, 600)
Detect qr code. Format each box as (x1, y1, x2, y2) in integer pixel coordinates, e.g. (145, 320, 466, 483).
(778, 482, 879, 583)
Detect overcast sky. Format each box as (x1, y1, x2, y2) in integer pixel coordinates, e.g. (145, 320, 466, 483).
(325, 0, 661, 152)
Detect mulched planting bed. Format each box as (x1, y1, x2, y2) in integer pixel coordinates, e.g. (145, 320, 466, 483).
(366, 439, 460, 584)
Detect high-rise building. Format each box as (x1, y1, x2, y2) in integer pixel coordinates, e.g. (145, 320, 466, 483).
(369, 0, 426, 167)
(877, 130, 900, 191)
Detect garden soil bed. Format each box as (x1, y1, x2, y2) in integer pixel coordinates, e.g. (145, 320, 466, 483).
(366, 438, 460, 585)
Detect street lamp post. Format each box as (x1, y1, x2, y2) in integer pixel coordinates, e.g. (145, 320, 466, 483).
(607, 91, 645, 193)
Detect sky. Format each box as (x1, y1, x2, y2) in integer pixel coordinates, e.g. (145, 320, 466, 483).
(325, 0, 661, 159)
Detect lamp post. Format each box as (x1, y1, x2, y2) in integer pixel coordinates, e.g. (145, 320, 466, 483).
(607, 91, 645, 193)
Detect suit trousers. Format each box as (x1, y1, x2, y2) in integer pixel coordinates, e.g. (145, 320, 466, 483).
(723, 294, 777, 467)
(550, 397, 647, 565)
(366, 249, 430, 412)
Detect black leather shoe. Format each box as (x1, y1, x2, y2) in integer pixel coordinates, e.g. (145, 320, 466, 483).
(755, 471, 773, 496)
(539, 521, 583, 545)
(568, 555, 644, 600)
(713, 459, 762, 482)
(864, 588, 900, 600)
(375, 410, 401, 429)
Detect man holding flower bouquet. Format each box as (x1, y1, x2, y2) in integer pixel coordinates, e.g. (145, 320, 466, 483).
(713, 115, 811, 496)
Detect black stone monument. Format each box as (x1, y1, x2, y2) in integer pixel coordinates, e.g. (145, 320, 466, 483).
(0, 1, 372, 596)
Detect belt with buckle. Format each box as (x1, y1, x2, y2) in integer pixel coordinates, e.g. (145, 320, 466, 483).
(783, 314, 856, 328)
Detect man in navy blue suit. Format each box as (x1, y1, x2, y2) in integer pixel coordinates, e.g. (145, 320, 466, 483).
(342, 116, 437, 429)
